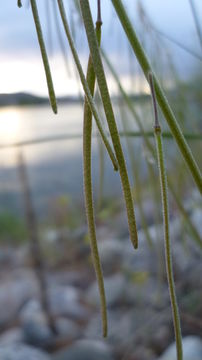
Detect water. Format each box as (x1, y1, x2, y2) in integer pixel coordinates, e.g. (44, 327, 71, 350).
(0, 103, 86, 166)
(0, 102, 142, 215)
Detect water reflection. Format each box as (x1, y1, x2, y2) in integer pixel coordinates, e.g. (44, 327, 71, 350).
(0, 108, 21, 144)
(0, 104, 84, 166)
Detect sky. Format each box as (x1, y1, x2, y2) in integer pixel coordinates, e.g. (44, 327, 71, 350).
(0, 0, 202, 97)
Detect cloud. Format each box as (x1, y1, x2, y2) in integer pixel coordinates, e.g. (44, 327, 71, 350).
(0, 0, 201, 95)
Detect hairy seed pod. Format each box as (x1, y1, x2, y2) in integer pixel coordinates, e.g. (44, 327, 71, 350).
(149, 72, 183, 360)
(83, 14, 107, 337)
(80, 0, 138, 249)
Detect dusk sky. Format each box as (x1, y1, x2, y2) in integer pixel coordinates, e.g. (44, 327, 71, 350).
(0, 0, 202, 96)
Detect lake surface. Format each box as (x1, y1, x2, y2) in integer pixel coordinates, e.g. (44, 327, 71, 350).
(0, 101, 145, 166)
(0, 102, 145, 215)
(0, 103, 86, 166)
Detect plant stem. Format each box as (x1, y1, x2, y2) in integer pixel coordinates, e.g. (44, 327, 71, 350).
(18, 152, 57, 336)
(155, 129, 183, 360)
(149, 73, 183, 360)
(103, 48, 202, 250)
(83, 14, 107, 337)
(118, 102, 153, 247)
(0, 131, 201, 150)
(169, 180, 202, 249)
(189, 0, 202, 50)
(52, 0, 71, 76)
(111, 0, 202, 194)
(57, 0, 118, 171)
(80, 0, 138, 249)
(152, 26, 202, 62)
(17, 0, 22, 8)
(30, 0, 57, 114)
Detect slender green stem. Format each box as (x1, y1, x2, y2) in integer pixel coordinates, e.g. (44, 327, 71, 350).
(30, 0, 57, 114)
(80, 0, 138, 249)
(57, 0, 118, 171)
(189, 0, 202, 50)
(0, 131, 201, 150)
(111, 0, 202, 194)
(83, 18, 107, 337)
(169, 179, 202, 249)
(152, 27, 202, 62)
(149, 73, 183, 360)
(52, 0, 71, 76)
(103, 48, 202, 250)
(102, 49, 154, 154)
(17, 0, 22, 8)
(122, 131, 202, 140)
(46, 0, 53, 56)
(97, 132, 105, 210)
(95, 98, 105, 211)
(155, 130, 183, 360)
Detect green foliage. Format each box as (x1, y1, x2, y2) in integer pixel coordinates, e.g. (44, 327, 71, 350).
(0, 212, 27, 244)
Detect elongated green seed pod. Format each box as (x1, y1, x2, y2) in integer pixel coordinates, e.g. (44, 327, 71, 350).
(57, 0, 118, 171)
(83, 20, 107, 337)
(118, 103, 153, 247)
(149, 72, 183, 360)
(111, 0, 202, 194)
(155, 128, 183, 360)
(30, 0, 57, 114)
(80, 0, 138, 249)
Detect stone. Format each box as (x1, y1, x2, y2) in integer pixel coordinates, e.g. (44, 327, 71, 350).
(158, 336, 202, 360)
(0, 328, 24, 345)
(98, 239, 126, 273)
(53, 339, 114, 360)
(20, 285, 89, 323)
(0, 270, 38, 329)
(0, 344, 50, 360)
(20, 300, 81, 347)
(49, 285, 89, 320)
